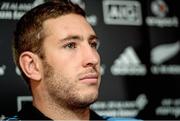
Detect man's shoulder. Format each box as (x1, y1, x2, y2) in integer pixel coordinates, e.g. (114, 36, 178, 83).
(1, 103, 51, 120)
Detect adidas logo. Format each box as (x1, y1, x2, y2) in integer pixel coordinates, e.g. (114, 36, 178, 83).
(111, 46, 147, 76)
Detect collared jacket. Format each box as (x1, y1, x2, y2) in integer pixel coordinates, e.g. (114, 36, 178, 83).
(4, 103, 142, 121)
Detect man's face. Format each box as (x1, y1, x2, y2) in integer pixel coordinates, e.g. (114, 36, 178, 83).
(41, 13, 101, 108)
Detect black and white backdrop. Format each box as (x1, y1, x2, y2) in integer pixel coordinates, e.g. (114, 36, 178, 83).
(0, 0, 180, 120)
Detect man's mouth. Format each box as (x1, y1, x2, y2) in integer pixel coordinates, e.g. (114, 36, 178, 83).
(79, 73, 99, 84)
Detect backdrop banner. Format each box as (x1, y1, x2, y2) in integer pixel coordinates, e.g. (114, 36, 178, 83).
(0, 0, 180, 120)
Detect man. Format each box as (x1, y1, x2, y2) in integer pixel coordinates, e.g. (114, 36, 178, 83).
(6, 0, 141, 120)
(8, 0, 102, 120)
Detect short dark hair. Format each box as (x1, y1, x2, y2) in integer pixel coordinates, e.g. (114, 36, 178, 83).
(13, 0, 86, 82)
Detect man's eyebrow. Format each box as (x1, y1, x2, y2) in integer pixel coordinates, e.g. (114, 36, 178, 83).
(60, 35, 82, 42)
(60, 34, 99, 42)
(88, 34, 99, 41)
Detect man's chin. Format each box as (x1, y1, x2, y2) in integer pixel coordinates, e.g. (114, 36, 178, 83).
(80, 97, 97, 108)
(68, 94, 98, 109)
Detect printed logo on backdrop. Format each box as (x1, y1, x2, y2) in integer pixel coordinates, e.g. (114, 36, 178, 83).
(91, 94, 148, 118)
(156, 98, 180, 118)
(146, 0, 179, 27)
(111, 46, 147, 76)
(0, 0, 45, 20)
(17, 96, 32, 111)
(71, 0, 85, 10)
(102, 0, 142, 26)
(100, 64, 106, 75)
(15, 66, 21, 76)
(151, 41, 180, 75)
(71, 0, 98, 26)
(0, 65, 6, 76)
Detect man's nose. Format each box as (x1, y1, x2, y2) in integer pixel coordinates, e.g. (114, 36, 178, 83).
(81, 45, 100, 67)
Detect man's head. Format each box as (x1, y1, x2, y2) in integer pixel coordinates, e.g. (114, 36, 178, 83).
(13, 0, 85, 81)
(13, 0, 101, 109)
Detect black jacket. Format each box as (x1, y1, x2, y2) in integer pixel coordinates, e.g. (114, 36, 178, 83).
(5, 103, 105, 120)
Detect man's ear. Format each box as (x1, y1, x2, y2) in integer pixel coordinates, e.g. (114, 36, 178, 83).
(19, 51, 42, 81)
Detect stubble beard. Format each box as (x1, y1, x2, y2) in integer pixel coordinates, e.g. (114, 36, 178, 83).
(42, 60, 99, 110)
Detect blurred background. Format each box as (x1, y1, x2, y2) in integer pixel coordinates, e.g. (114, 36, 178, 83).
(0, 0, 180, 120)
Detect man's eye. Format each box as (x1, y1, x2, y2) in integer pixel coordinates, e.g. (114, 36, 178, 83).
(64, 42, 76, 49)
(91, 41, 100, 49)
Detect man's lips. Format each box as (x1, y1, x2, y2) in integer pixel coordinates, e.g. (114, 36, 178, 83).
(79, 73, 99, 84)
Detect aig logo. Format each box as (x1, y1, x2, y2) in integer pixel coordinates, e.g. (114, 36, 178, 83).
(103, 0, 142, 25)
